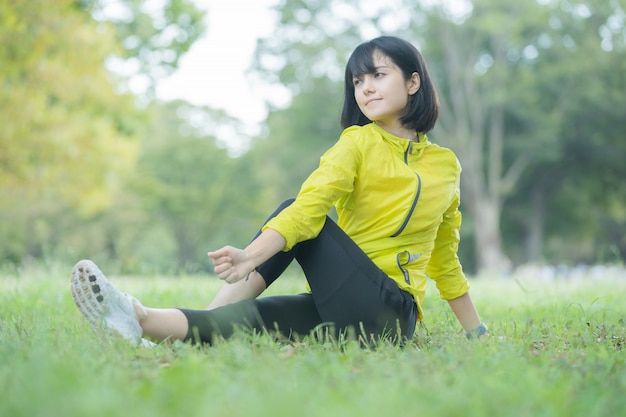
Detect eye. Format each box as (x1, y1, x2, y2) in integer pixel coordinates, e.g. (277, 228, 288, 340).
(352, 78, 362, 86)
(374, 72, 385, 78)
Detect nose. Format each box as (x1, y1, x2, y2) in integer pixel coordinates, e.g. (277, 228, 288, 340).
(360, 75, 374, 94)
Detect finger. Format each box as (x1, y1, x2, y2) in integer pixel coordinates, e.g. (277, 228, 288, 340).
(211, 256, 232, 267)
(207, 246, 231, 260)
(213, 263, 232, 275)
(225, 273, 242, 284)
(217, 269, 232, 281)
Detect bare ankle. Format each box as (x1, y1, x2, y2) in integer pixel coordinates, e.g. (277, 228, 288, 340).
(133, 303, 148, 324)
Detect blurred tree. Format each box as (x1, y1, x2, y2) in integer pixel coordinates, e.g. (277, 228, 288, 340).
(248, 76, 344, 207)
(421, 0, 564, 274)
(0, 0, 140, 262)
(0, 0, 204, 266)
(128, 101, 265, 273)
(505, 0, 626, 265)
(80, 0, 205, 98)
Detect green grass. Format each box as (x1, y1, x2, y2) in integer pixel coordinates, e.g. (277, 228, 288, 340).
(1, 263, 624, 417)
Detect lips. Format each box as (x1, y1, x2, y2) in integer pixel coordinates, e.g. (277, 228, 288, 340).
(365, 98, 381, 106)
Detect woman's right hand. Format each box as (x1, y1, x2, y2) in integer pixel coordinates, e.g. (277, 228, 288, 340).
(207, 246, 255, 284)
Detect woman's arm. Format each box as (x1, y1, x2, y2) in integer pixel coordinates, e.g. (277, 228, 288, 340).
(447, 292, 488, 338)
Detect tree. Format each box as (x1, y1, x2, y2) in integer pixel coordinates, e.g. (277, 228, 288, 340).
(81, 0, 205, 97)
(421, 0, 566, 274)
(0, 0, 140, 262)
(495, 1, 626, 265)
(129, 101, 265, 273)
(0, 0, 204, 265)
(247, 76, 344, 207)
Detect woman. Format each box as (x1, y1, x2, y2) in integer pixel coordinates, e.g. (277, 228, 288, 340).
(71, 36, 488, 347)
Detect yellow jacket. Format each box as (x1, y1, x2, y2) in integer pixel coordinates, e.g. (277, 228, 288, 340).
(263, 123, 470, 318)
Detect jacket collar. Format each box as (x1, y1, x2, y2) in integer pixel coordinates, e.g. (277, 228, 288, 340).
(368, 123, 430, 153)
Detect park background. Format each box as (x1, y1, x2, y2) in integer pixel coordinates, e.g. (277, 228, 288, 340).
(1, 0, 625, 276)
(1, 2, 626, 417)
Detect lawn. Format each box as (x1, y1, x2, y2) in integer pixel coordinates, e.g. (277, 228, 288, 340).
(1, 262, 624, 417)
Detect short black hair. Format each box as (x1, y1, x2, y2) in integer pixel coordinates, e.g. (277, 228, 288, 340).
(340, 36, 439, 133)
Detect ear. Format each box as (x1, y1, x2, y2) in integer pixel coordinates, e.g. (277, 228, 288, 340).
(407, 72, 421, 95)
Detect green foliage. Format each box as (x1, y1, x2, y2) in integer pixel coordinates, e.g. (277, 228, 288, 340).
(0, 0, 139, 211)
(248, 77, 344, 204)
(1, 0, 625, 273)
(127, 101, 266, 273)
(0, 0, 206, 270)
(498, 0, 626, 264)
(0, 0, 141, 265)
(1, 268, 625, 417)
(82, 0, 205, 96)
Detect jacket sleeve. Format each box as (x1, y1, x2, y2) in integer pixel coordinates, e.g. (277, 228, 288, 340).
(262, 131, 361, 251)
(425, 164, 470, 300)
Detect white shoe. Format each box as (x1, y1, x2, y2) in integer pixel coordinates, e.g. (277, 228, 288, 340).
(140, 338, 157, 348)
(71, 260, 148, 347)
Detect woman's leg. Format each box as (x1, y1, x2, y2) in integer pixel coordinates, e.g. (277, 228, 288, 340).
(181, 293, 323, 344)
(294, 218, 417, 341)
(136, 307, 188, 341)
(250, 199, 417, 341)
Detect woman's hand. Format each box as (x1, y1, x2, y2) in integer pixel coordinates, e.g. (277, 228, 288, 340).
(208, 229, 286, 284)
(207, 246, 256, 284)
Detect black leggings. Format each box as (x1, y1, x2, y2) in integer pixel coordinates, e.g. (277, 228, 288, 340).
(180, 199, 417, 344)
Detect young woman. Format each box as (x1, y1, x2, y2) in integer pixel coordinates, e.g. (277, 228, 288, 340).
(71, 36, 488, 347)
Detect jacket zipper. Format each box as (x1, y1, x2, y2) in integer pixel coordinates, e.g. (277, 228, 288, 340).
(391, 143, 422, 237)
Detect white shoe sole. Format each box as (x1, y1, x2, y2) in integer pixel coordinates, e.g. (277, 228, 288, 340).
(70, 260, 146, 346)
(70, 260, 110, 330)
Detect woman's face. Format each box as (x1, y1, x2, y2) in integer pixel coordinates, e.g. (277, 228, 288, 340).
(352, 51, 420, 129)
